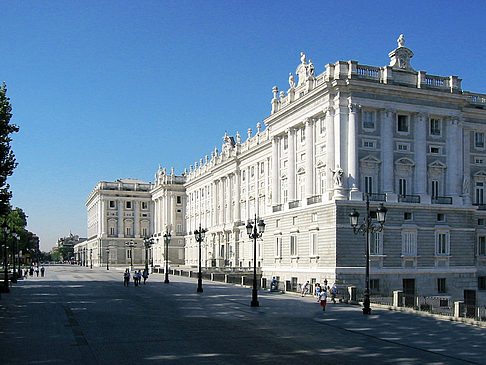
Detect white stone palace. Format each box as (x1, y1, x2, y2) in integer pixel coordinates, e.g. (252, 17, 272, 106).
(77, 36, 486, 306)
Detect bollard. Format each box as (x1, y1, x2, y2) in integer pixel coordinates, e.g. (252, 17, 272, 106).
(393, 290, 404, 307)
(348, 286, 357, 303)
(454, 301, 464, 318)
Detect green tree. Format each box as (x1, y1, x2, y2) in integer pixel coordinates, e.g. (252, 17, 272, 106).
(0, 83, 19, 216)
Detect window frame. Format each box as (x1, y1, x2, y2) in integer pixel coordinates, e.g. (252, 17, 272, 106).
(290, 235, 298, 257)
(397, 114, 409, 134)
(429, 118, 441, 137)
(435, 231, 450, 256)
(362, 110, 375, 130)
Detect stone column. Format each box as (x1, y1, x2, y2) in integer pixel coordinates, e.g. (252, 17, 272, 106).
(305, 118, 314, 198)
(462, 128, 471, 204)
(100, 199, 106, 238)
(227, 175, 233, 223)
(326, 107, 335, 193)
(117, 199, 122, 238)
(333, 105, 346, 200)
(235, 169, 241, 222)
(381, 109, 395, 200)
(446, 118, 460, 201)
(348, 103, 359, 196)
(219, 179, 224, 224)
(288, 128, 296, 202)
(212, 182, 217, 226)
(133, 201, 138, 237)
(271, 136, 280, 205)
(170, 193, 176, 231)
(414, 113, 428, 201)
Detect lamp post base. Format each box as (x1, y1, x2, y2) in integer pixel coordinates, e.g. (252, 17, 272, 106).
(164, 275, 169, 284)
(251, 288, 259, 307)
(197, 276, 203, 292)
(363, 295, 371, 315)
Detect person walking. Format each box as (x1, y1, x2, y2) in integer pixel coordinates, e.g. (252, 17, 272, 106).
(319, 289, 328, 311)
(29, 266, 34, 277)
(142, 269, 149, 285)
(315, 283, 321, 302)
(330, 283, 337, 303)
(123, 269, 130, 287)
(40, 266, 45, 277)
(301, 281, 310, 297)
(35, 266, 39, 277)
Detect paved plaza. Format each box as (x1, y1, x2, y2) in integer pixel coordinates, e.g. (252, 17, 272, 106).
(0, 266, 485, 364)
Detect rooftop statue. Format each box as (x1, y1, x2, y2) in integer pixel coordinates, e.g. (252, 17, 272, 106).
(300, 51, 307, 65)
(397, 34, 405, 48)
(289, 72, 296, 89)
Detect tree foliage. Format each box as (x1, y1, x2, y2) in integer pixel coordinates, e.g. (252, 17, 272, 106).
(0, 83, 19, 216)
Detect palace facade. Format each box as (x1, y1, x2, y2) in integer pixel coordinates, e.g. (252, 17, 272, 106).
(79, 36, 486, 306)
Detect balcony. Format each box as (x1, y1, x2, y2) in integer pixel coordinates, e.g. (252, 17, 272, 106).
(473, 203, 486, 211)
(307, 195, 322, 205)
(272, 204, 283, 213)
(365, 193, 386, 202)
(398, 195, 421, 203)
(289, 200, 301, 209)
(432, 196, 453, 205)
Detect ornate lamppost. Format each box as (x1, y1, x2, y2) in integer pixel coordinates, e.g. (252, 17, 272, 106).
(143, 236, 154, 273)
(194, 224, 207, 293)
(125, 241, 136, 270)
(2, 225, 9, 293)
(90, 248, 93, 269)
(106, 247, 110, 270)
(246, 214, 265, 307)
(163, 230, 171, 284)
(348, 194, 388, 315)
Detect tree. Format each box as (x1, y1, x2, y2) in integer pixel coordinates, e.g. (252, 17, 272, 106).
(0, 83, 19, 216)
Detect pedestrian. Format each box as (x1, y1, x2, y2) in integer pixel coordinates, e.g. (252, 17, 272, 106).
(319, 289, 328, 311)
(35, 266, 39, 277)
(29, 266, 34, 276)
(330, 283, 337, 303)
(137, 270, 142, 286)
(123, 269, 130, 287)
(40, 266, 45, 277)
(301, 281, 310, 297)
(315, 283, 321, 302)
(142, 269, 149, 284)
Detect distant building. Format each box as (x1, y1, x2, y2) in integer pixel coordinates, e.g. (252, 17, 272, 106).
(56, 233, 86, 261)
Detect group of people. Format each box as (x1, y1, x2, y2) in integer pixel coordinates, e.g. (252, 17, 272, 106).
(301, 281, 338, 311)
(23, 265, 45, 278)
(123, 268, 149, 287)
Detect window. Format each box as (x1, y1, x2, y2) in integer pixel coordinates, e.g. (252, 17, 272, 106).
(364, 176, 373, 194)
(362, 111, 374, 129)
(311, 213, 318, 222)
(310, 233, 318, 256)
(475, 158, 484, 165)
(430, 146, 440, 154)
(475, 132, 485, 148)
(476, 182, 484, 205)
(397, 143, 409, 151)
(126, 201, 132, 209)
(275, 219, 280, 228)
(283, 135, 288, 150)
(437, 278, 446, 293)
(126, 249, 132, 259)
(300, 153, 306, 161)
(436, 232, 449, 255)
(478, 236, 486, 256)
(109, 227, 116, 236)
(275, 237, 282, 257)
(402, 230, 417, 256)
(370, 232, 383, 255)
(292, 216, 297, 225)
(399, 178, 407, 196)
(141, 201, 148, 210)
(478, 218, 485, 226)
(320, 119, 326, 134)
(300, 128, 305, 143)
(290, 235, 297, 256)
(320, 172, 326, 194)
(109, 200, 116, 208)
(142, 227, 148, 237)
(370, 279, 380, 292)
(431, 180, 439, 198)
(397, 115, 408, 133)
(260, 162, 264, 175)
(478, 276, 486, 290)
(430, 118, 441, 136)
(404, 212, 413, 221)
(251, 166, 254, 178)
(242, 171, 246, 182)
(177, 196, 182, 204)
(126, 227, 132, 236)
(437, 213, 445, 222)
(363, 140, 375, 149)
(177, 224, 182, 234)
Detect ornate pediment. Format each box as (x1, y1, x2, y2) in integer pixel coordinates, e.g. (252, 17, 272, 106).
(316, 160, 326, 169)
(297, 167, 305, 175)
(474, 170, 486, 178)
(428, 160, 447, 169)
(360, 155, 381, 164)
(388, 34, 415, 72)
(395, 157, 415, 166)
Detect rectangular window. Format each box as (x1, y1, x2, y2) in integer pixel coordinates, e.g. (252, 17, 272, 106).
(431, 180, 439, 198)
(109, 200, 116, 208)
(276, 237, 282, 257)
(275, 219, 280, 228)
(478, 236, 486, 256)
(370, 232, 382, 255)
(478, 219, 485, 226)
(476, 182, 484, 205)
(141, 201, 148, 210)
(312, 213, 318, 222)
(437, 278, 446, 293)
(364, 176, 373, 194)
(437, 213, 445, 222)
(126, 227, 132, 236)
(110, 227, 116, 236)
(126, 249, 132, 259)
(436, 232, 449, 255)
(283, 135, 288, 150)
(290, 235, 297, 256)
(362, 111, 374, 129)
(177, 196, 182, 204)
(404, 212, 413, 221)
(242, 171, 246, 182)
(260, 162, 264, 174)
(397, 115, 408, 133)
(300, 128, 305, 143)
(430, 146, 440, 154)
(363, 140, 375, 148)
(475, 158, 484, 165)
(399, 178, 407, 196)
(251, 166, 255, 177)
(126, 201, 132, 209)
(397, 143, 409, 151)
(176, 224, 182, 234)
(475, 132, 485, 148)
(310, 233, 318, 256)
(402, 230, 417, 256)
(370, 279, 380, 292)
(292, 216, 297, 225)
(478, 276, 486, 290)
(142, 227, 148, 237)
(320, 119, 326, 134)
(430, 118, 441, 136)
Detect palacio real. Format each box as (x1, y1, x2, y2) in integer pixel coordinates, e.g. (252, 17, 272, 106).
(77, 35, 486, 304)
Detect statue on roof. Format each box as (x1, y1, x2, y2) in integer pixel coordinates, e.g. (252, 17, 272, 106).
(397, 34, 405, 48)
(289, 72, 296, 89)
(300, 51, 307, 65)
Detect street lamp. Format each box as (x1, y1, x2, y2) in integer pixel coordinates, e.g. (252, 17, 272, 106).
(106, 247, 110, 270)
(90, 248, 93, 269)
(348, 194, 388, 315)
(163, 231, 171, 284)
(2, 225, 9, 293)
(194, 224, 207, 293)
(143, 236, 154, 273)
(246, 214, 265, 307)
(125, 241, 136, 270)
(11, 233, 19, 281)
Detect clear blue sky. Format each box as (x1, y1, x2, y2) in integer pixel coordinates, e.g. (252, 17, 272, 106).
(2, 0, 485, 251)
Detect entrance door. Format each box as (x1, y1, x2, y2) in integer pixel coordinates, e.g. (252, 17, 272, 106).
(403, 279, 415, 307)
(464, 290, 476, 318)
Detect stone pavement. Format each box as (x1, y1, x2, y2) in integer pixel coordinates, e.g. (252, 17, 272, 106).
(0, 265, 485, 364)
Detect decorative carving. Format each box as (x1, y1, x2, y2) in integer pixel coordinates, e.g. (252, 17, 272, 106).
(331, 165, 344, 187)
(349, 103, 359, 113)
(389, 34, 414, 72)
(463, 175, 470, 194)
(289, 72, 296, 89)
(300, 51, 307, 65)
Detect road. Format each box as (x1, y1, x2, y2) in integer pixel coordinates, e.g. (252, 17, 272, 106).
(0, 265, 485, 364)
